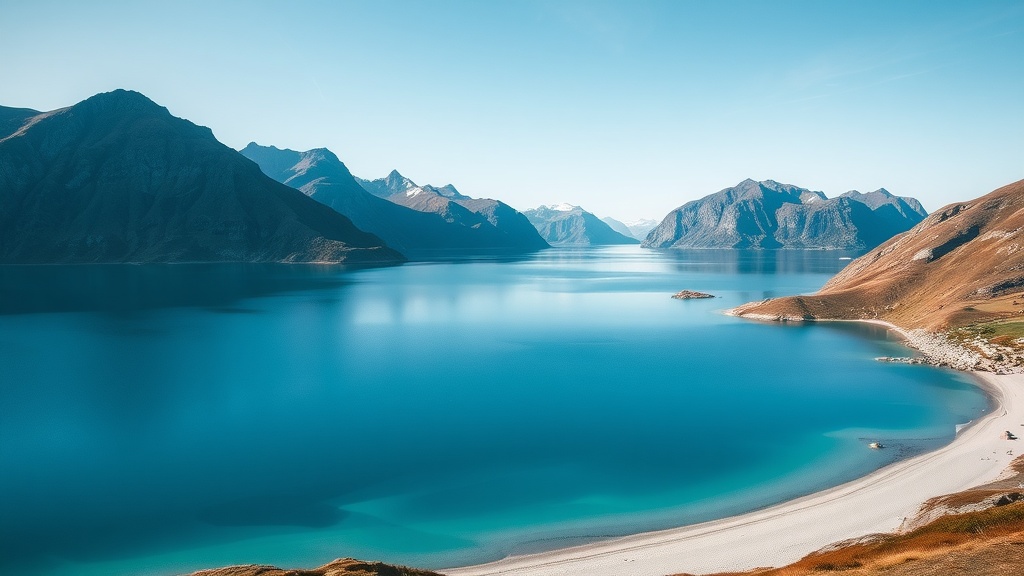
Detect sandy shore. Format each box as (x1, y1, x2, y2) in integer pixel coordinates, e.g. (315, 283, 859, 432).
(443, 370, 1024, 576)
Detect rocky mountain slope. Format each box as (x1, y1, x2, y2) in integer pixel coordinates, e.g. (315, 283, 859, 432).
(241, 144, 546, 258)
(355, 171, 548, 252)
(524, 204, 638, 245)
(0, 90, 402, 264)
(731, 179, 1024, 331)
(643, 179, 927, 250)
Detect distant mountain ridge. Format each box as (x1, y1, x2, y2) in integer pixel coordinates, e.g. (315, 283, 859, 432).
(601, 216, 636, 239)
(524, 204, 638, 246)
(643, 178, 927, 250)
(353, 171, 548, 252)
(0, 90, 402, 264)
(241, 143, 546, 258)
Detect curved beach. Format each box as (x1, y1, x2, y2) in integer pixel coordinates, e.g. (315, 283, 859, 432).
(443, 371, 1023, 576)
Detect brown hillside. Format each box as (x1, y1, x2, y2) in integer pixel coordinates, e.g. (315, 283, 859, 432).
(679, 457, 1024, 576)
(732, 179, 1024, 331)
(189, 557, 443, 576)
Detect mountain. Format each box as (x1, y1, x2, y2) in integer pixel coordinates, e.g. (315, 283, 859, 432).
(731, 179, 1024, 331)
(355, 171, 549, 252)
(643, 179, 927, 250)
(525, 204, 639, 245)
(0, 106, 39, 139)
(0, 90, 402, 264)
(626, 218, 659, 240)
(601, 216, 636, 239)
(241, 144, 545, 258)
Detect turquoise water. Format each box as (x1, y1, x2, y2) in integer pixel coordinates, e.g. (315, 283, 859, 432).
(0, 247, 987, 575)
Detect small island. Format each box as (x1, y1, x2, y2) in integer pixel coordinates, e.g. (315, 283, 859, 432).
(672, 290, 715, 300)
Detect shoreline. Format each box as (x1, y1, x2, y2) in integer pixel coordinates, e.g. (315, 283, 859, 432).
(442, 328, 1023, 576)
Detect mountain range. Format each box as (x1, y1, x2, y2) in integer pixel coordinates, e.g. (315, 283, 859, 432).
(0, 90, 402, 264)
(601, 217, 659, 241)
(353, 171, 548, 253)
(240, 144, 547, 258)
(523, 204, 638, 246)
(643, 179, 927, 250)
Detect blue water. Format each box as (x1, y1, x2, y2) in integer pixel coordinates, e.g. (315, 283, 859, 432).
(0, 247, 988, 575)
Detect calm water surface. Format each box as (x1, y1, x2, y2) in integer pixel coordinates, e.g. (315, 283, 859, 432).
(0, 247, 988, 575)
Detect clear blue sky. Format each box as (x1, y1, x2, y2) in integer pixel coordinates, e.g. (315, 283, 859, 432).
(1, 0, 1021, 220)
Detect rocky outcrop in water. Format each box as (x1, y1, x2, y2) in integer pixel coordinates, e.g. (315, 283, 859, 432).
(643, 179, 926, 250)
(0, 90, 402, 264)
(524, 204, 638, 246)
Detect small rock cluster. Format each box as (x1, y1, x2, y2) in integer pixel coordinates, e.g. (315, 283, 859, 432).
(672, 290, 715, 300)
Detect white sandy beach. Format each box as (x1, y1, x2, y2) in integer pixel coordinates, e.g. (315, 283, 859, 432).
(444, 370, 1024, 576)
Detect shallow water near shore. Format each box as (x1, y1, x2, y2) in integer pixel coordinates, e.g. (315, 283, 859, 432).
(0, 247, 988, 575)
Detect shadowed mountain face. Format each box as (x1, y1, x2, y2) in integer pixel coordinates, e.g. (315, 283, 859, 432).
(525, 204, 639, 245)
(0, 106, 40, 139)
(355, 171, 549, 252)
(242, 144, 548, 258)
(643, 179, 927, 250)
(732, 179, 1024, 330)
(0, 91, 402, 264)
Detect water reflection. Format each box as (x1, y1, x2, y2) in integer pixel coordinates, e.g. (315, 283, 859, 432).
(0, 264, 358, 315)
(656, 249, 863, 275)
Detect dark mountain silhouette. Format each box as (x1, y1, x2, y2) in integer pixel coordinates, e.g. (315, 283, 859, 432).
(0, 90, 402, 264)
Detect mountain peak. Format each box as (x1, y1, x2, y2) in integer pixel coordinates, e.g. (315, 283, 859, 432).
(76, 89, 166, 115)
(645, 179, 927, 250)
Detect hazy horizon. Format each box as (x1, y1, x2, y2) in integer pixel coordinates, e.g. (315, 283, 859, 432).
(1, 0, 1021, 220)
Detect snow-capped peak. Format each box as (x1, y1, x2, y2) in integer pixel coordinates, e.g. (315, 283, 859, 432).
(547, 203, 577, 212)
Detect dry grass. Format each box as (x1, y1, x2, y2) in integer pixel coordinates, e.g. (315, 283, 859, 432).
(682, 500, 1024, 576)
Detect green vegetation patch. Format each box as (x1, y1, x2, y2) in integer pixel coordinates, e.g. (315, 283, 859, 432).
(949, 320, 1024, 348)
